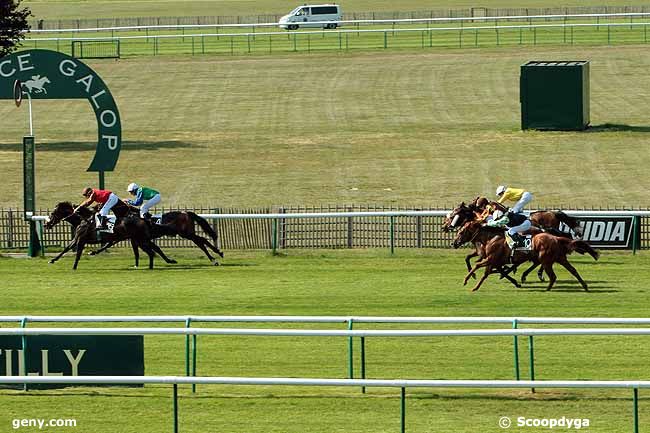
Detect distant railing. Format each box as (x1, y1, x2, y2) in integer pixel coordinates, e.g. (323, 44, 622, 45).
(20, 13, 650, 57)
(27, 4, 650, 30)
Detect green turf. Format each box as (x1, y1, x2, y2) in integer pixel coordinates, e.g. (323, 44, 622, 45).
(2, 45, 650, 208)
(0, 248, 647, 432)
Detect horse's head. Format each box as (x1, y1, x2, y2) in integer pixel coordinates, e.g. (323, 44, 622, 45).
(452, 220, 481, 248)
(442, 202, 477, 232)
(44, 202, 75, 229)
(471, 196, 489, 210)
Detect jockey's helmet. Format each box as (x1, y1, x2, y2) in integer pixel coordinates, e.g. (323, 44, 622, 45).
(81, 187, 92, 197)
(496, 185, 506, 196)
(127, 183, 139, 193)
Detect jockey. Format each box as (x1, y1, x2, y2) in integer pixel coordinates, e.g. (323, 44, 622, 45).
(76, 187, 119, 229)
(486, 210, 532, 250)
(496, 185, 533, 214)
(125, 183, 161, 220)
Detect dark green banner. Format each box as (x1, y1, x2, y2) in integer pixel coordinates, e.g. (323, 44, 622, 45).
(0, 335, 144, 389)
(0, 49, 122, 172)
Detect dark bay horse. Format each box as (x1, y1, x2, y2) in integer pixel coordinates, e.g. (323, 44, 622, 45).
(458, 221, 599, 292)
(45, 201, 177, 270)
(89, 209, 224, 265)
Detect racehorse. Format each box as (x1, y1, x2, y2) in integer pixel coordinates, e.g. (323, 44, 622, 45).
(88, 209, 224, 265)
(452, 221, 521, 289)
(457, 220, 599, 292)
(45, 201, 177, 270)
(46, 201, 224, 265)
(444, 196, 583, 281)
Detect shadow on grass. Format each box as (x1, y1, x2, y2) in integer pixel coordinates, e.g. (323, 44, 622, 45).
(0, 140, 198, 152)
(587, 123, 650, 133)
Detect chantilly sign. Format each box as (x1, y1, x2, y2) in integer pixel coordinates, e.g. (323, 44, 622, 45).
(0, 336, 143, 389)
(0, 49, 122, 172)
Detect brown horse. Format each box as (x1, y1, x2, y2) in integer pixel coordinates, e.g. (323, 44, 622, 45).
(452, 221, 521, 289)
(45, 201, 177, 270)
(459, 221, 599, 292)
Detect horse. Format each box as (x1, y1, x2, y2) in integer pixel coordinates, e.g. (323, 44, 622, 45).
(452, 221, 522, 289)
(458, 220, 599, 292)
(46, 201, 224, 265)
(88, 209, 224, 265)
(444, 196, 583, 281)
(45, 201, 177, 270)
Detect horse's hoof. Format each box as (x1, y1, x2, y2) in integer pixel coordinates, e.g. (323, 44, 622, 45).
(48, 260, 55, 264)
(169, 260, 178, 264)
(471, 287, 480, 292)
(88, 251, 96, 256)
(218, 252, 225, 258)
(213, 261, 220, 266)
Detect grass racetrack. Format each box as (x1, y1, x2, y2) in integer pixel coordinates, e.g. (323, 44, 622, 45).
(0, 248, 649, 432)
(2, 45, 650, 208)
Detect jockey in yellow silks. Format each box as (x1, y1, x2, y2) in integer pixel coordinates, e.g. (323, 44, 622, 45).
(496, 186, 533, 214)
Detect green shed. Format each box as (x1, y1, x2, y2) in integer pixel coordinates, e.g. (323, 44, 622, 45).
(520, 61, 590, 130)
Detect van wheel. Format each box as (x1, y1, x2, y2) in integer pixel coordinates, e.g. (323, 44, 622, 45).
(326, 23, 337, 29)
(288, 24, 298, 30)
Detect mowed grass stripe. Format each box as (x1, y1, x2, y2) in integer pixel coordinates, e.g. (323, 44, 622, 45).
(2, 46, 650, 207)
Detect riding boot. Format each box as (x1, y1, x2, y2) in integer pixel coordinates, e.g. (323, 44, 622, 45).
(510, 233, 524, 249)
(98, 215, 108, 230)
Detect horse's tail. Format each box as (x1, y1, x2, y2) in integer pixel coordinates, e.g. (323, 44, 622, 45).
(554, 211, 583, 236)
(188, 212, 223, 252)
(568, 239, 600, 261)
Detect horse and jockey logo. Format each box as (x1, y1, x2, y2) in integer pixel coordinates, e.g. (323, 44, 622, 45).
(22, 75, 51, 94)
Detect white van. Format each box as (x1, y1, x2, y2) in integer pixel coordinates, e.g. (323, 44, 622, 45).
(279, 4, 342, 30)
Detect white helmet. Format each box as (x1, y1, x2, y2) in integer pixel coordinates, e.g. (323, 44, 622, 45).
(496, 185, 506, 196)
(127, 183, 139, 193)
(492, 210, 504, 220)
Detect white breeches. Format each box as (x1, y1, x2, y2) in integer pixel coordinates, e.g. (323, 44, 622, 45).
(140, 194, 161, 216)
(99, 193, 119, 217)
(511, 192, 533, 213)
(507, 220, 531, 235)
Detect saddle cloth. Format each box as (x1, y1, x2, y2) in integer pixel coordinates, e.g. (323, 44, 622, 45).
(506, 233, 533, 252)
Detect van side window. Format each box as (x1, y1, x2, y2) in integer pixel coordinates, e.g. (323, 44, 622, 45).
(295, 8, 308, 16)
(312, 6, 338, 14)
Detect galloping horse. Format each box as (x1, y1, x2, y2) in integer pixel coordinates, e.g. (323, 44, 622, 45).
(89, 209, 224, 265)
(46, 201, 224, 266)
(444, 196, 583, 281)
(457, 220, 599, 292)
(45, 201, 177, 270)
(452, 221, 521, 289)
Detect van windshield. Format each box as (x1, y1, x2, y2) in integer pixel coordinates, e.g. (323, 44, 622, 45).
(290, 6, 306, 15)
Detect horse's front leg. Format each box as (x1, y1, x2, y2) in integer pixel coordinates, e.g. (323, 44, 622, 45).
(464, 258, 488, 286)
(472, 265, 493, 292)
(73, 241, 86, 270)
(465, 250, 479, 279)
(49, 238, 78, 264)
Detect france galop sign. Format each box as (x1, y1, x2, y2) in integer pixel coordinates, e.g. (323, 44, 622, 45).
(0, 49, 121, 172)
